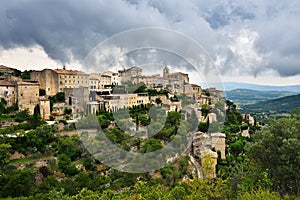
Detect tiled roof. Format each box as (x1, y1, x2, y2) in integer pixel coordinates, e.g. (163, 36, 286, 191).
(185, 84, 201, 88)
(0, 80, 14, 86)
(53, 69, 87, 75)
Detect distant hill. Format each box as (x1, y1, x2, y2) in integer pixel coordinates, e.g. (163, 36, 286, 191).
(241, 94, 300, 115)
(225, 89, 298, 106)
(221, 82, 300, 93)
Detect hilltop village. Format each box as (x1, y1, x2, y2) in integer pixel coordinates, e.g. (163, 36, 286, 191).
(0, 65, 225, 120)
(0, 64, 236, 172)
(0, 64, 269, 200)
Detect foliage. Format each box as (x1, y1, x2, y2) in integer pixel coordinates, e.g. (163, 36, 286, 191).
(15, 109, 30, 122)
(0, 143, 11, 166)
(21, 70, 31, 79)
(39, 88, 46, 96)
(201, 104, 209, 118)
(155, 97, 162, 105)
(58, 154, 78, 176)
(64, 107, 72, 115)
(56, 136, 81, 161)
(48, 92, 65, 111)
(246, 117, 300, 195)
(198, 121, 209, 132)
(0, 169, 36, 198)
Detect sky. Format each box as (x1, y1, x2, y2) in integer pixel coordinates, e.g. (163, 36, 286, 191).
(0, 0, 300, 86)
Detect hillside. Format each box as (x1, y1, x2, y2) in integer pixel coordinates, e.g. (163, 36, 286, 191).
(222, 82, 300, 92)
(225, 89, 298, 106)
(241, 94, 300, 114)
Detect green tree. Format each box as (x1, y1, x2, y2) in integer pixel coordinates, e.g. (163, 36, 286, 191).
(64, 107, 72, 115)
(246, 117, 300, 195)
(15, 109, 30, 122)
(39, 88, 46, 96)
(155, 97, 162, 105)
(198, 121, 209, 132)
(21, 70, 31, 79)
(58, 154, 78, 176)
(0, 143, 11, 167)
(1, 169, 36, 198)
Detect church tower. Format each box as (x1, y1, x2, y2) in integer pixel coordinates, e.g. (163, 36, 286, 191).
(163, 66, 169, 78)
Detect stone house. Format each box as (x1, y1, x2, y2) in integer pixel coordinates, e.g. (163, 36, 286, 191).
(30, 69, 89, 96)
(183, 84, 202, 97)
(16, 81, 40, 114)
(39, 97, 51, 120)
(0, 80, 16, 106)
(118, 66, 142, 83)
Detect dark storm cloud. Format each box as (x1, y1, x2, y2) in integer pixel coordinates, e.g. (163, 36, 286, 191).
(0, 0, 300, 77)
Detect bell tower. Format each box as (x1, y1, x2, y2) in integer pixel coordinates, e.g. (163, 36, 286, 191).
(163, 66, 169, 78)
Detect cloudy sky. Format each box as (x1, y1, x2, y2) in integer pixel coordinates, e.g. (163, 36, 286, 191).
(0, 0, 300, 86)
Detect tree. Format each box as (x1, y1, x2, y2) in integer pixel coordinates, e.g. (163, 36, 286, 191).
(246, 117, 300, 195)
(15, 109, 30, 122)
(58, 154, 78, 176)
(201, 104, 209, 118)
(155, 97, 162, 105)
(0, 143, 11, 167)
(39, 88, 46, 96)
(21, 70, 31, 79)
(1, 169, 36, 198)
(291, 108, 300, 119)
(64, 107, 72, 115)
(31, 104, 42, 128)
(198, 121, 209, 132)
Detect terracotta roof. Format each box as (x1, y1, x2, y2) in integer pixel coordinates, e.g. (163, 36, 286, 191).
(17, 81, 39, 86)
(185, 84, 201, 88)
(118, 66, 141, 73)
(0, 65, 15, 70)
(168, 72, 188, 76)
(53, 69, 87, 75)
(0, 80, 14, 86)
(39, 97, 50, 101)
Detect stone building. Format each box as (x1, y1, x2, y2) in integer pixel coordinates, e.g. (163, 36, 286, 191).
(64, 87, 89, 118)
(118, 66, 142, 83)
(102, 71, 121, 86)
(39, 97, 51, 120)
(30, 69, 59, 96)
(183, 84, 202, 97)
(51, 102, 66, 120)
(0, 80, 16, 106)
(89, 73, 112, 90)
(16, 81, 40, 114)
(92, 93, 149, 112)
(163, 66, 189, 85)
(30, 69, 89, 96)
(210, 133, 226, 159)
(131, 66, 190, 94)
(192, 131, 226, 177)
